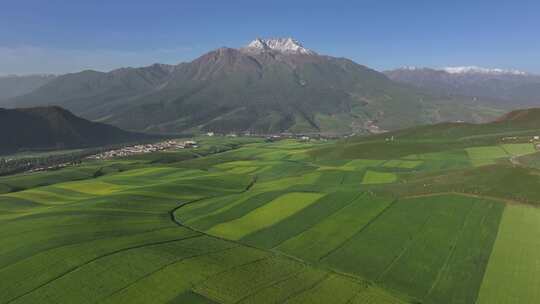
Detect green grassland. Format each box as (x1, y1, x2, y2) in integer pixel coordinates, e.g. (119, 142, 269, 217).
(0, 132, 539, 303)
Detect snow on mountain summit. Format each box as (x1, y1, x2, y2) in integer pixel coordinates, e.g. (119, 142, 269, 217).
(244, 37, 316, 55)
(443, 66, 528, 76)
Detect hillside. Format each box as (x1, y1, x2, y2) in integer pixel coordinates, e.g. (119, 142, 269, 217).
(309, 108, 540, 161)
(10, 39, 503, 135)
(379, 107, 540, 141)
(0, 106, 148, 153)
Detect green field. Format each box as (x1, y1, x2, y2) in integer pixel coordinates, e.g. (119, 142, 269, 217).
(476, 205, 540, 304)
(362, 170, 398, 184)
(0, 133, 539, 303)
(466, 146, 509, 166)
(207, 192, 324, 240)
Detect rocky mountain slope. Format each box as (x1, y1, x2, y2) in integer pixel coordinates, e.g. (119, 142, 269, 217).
(10, 39, 505, 135)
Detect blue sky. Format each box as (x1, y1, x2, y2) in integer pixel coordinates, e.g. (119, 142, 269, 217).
(1, 0, 539, 74)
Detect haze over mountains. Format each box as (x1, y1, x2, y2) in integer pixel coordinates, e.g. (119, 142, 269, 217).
(0, 74, 56, 102)
(6, 38, 540, 135)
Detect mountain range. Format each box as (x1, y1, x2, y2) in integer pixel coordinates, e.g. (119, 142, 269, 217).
(6, 38, 540, 135)
(0, 106, 147, 154)
(385, 67, 540, 107)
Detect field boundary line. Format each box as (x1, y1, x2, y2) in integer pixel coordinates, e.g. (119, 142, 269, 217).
(194, 256, 271, 290)
(192, 257, 272, 303)
(403, 191, 537, 207)
(339, 172, 347, 185)
(172, 193, 395, 303)
(233, 268, 307, 304)
(270, 191, 365, 249)
(169, 174, 258, 225)
(344, 284, 371, 304)
(375, 210, 437, 282)
(0, 224, 179, 273)
(317, 197, 399, 262)
(280, 273, 331, 303)
(424, 202, 479, 300)
(0, 212, 171, 239)
(5, 234, 203, 304)
(101, 245, 242, 302)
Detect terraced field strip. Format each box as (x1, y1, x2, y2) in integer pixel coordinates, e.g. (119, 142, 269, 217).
(376, 196, 473, 298)
(424, 199, 503, 304)
(5, 235, 236, 304)
(342, 159, 385, 171)
(321, 194, 503, 303)
(98, 246, 269, 304)
(476, 205, 540, 304)
(500, 143, 536, 157)
(362, 170, 397, 184)
(466, 146, 509, 167)
(4, 187, 92, 205)
(320, 198, 432, 280)
(383, 159, 423, 169)
(241, 191, 361, 248)
(315, 170, 347, 186)
(277, 194, 394, 262)
(0, 166, 100, 194)
(349, 286, 407, 304)
(404, 150, 472, 172)
(54, 180, 129, 195)
(206, 192, 324, 240)
(0, 229, 202, 303)
(284, 274, 367, 304)
(194, 256, 305, 303)
(380, 196, 502, 303)
(183, 191, 286, 231)
(236, 268, 329, 304)
(0, 217, 179, 271)
(168, 291, 217, 304)
(175, 194, 248, 225)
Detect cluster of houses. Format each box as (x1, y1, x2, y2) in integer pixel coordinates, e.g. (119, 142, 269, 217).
(87, 140, 198, 160)
(535, 136, 540, 150)
(207, 130, 323, 142)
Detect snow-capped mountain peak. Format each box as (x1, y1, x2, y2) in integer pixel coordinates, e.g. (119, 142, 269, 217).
(442, 66, 528, 76)
(244, 37, 316, 55)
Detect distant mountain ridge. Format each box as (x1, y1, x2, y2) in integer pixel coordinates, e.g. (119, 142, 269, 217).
(0, 74, 56, 103)
(8, 39, 515, 135)
(0, 106, 148, 153)
(385, 67, 540, 107)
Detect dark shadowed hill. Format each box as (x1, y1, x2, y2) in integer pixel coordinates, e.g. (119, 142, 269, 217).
(0, 106, 149, 153)
(10, 38, 502, 135)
